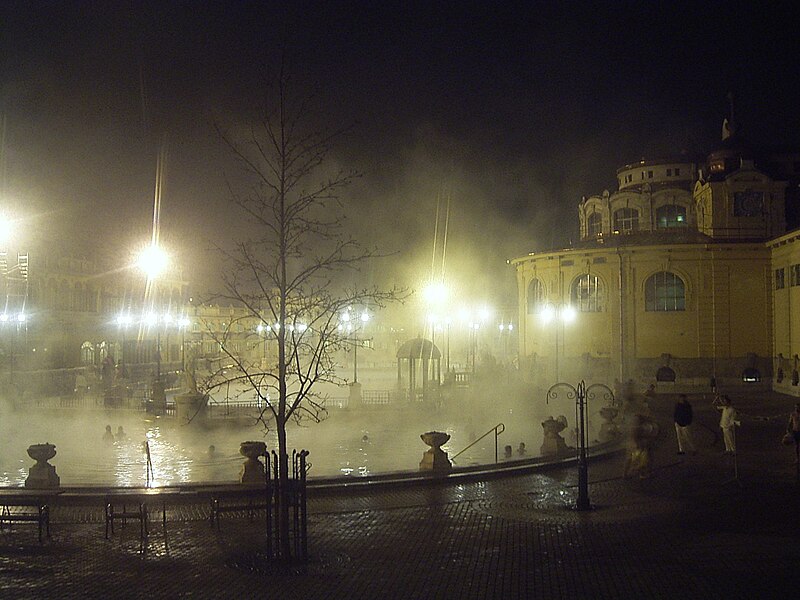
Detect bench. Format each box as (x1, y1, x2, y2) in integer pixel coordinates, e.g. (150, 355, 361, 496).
(103, 488, 197, 540)
(0, 489, 63, 543)
(196, 485, 272, 530)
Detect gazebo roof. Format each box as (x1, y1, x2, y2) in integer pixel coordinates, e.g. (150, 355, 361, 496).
(396, 337, 441, 359)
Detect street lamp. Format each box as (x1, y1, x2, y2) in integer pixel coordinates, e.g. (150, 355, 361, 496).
(339, 307, 369, 383)
(136, 244, 169, 281)
(115, 313, 133, 376)
(179, 317, 191, 371)
(539, 303, 576, 382)
(546, 380, 614, 511)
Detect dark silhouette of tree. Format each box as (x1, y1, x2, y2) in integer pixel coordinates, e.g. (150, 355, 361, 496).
(208, 65, 401, 561)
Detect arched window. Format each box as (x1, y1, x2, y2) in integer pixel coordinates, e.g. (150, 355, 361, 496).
(571, 274, 604, 312)
(656, 366, 676, 382)
(645, 271, 686, 311)
(613, 208, 639, 233)
(587, 212, 602, 237)
(656, 204, 687, 229)
(527, 278, 545, 314)
(80, 341, 95, 366)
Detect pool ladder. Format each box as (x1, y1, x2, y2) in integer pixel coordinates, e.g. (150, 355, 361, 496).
(450, 423, 505, 465)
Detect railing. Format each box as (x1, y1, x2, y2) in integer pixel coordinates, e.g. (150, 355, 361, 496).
(450, 422, 505, 465)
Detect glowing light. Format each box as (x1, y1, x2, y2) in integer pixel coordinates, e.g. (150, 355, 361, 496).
(136, 244, 169, 280)
(562, 305, 577, 323)
(16, 313, 26, 323)
(116, 314, 133, 327)
(0, 214, 13, 247)
(540, 305, 556, 324)
(422, 281, 449, 306)
(360, 311, 370, 323)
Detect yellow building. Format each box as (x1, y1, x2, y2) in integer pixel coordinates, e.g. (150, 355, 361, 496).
(513, 120, 800, 394)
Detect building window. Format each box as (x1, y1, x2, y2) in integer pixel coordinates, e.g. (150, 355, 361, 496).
(527, 278, 545, 314)
(741, 368, 761, 383)
(791, 264, 800, 286)
(666, 169, 672, 176)
(645, 271, 686, 311)
(656, 366, 676, 382)
(571, 274, 604, 312)
(647, 170, 653, 178)
(776, 267, 786, 290)
(587, 212, 602, 236)
(675, 168, 681, 176)
(656, 204, 687, 229)
(613, 208, 639, 233)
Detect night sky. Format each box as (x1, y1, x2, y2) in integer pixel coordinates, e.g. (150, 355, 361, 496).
(3, 1, 800, 308)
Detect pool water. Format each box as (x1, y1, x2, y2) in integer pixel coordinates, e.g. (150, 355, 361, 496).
(0, 396, 603, 486)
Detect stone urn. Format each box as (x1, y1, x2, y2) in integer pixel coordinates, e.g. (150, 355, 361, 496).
(239, 441, 267, 483)
(540, 416, 569, 456)
(598, 405, 620, 442)
(25, 443, 60, 488)
(419, 431, 452, 473)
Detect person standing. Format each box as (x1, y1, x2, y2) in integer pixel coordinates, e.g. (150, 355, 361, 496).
(787, 403, 800, 464)
(673, 394, 696, 455)
(714, 395, 740, 454)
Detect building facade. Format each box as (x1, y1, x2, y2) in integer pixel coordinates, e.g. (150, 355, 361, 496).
(513, 120, 800, 394)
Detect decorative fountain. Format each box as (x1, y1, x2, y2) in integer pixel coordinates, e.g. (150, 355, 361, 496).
(239, 441, 267, 483)
(540, 416, 569, 456)
(598, 405, 620, 442)
(25, 443, 60, 488)
(419, 431, 452, 473)
(174, 358, 208, 424)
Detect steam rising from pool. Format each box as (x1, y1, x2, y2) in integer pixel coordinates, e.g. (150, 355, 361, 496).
(0, 385, 603, 487)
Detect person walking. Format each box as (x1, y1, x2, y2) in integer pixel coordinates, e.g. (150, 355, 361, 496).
(673, 394, 696, 455)
(787, 403, 800, 464)
(714, 395, 740, 454)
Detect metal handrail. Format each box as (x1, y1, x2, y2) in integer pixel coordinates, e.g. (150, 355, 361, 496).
(451, 423, 505, 464)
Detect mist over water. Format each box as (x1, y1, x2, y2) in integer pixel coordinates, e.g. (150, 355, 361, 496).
(1, 368, 606, 487)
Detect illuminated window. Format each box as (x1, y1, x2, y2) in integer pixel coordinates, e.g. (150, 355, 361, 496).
(656, 204, 687, 229)
(570, 274, 604, 312)
(613, 208, 639, 233)
(776, 268, 786, 290)
(741, 368, 761, 383)
(587, 212, 602, 236)
(527, 278, 545, 314)
(645, 271, 685, 311)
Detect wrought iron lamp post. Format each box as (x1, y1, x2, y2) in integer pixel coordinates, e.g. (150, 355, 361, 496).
(546, 379, 614, 511)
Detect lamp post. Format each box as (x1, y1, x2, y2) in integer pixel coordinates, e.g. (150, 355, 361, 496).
(340, 307, 369, 383)
(179, 317, 190, 371)
(546, 380, 614, 511)
(539, 303, 576, 382)
(115, 313, 133, 376)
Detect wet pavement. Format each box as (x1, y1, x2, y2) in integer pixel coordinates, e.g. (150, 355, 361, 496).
(1, 389, 798, 599)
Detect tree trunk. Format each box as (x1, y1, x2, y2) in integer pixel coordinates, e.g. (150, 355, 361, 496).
(276, 418, 291, 559)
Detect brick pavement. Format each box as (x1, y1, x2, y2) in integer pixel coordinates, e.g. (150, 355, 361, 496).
(1, 390, 798, 599)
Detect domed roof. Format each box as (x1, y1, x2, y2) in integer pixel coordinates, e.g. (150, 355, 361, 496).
(396, 337, 441, 359)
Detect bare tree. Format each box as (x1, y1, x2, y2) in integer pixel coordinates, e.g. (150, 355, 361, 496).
(208, 68, 401, 561)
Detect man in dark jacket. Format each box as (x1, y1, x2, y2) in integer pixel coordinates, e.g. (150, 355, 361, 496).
(673, 394, 696, 455)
